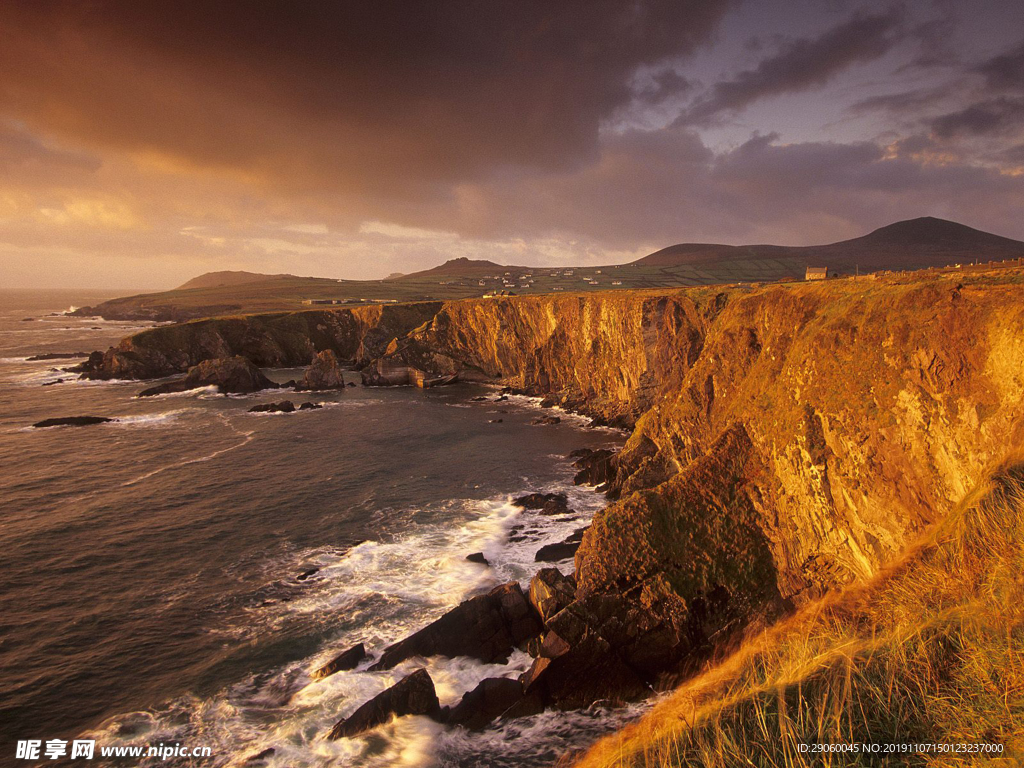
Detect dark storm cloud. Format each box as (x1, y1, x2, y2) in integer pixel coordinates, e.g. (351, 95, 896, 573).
(975, 39, 1024, 91)
(677, 8, 904, 126)
(931, 97, 1024, 138)
(923, 39, 1024, 139)
(0, 0, 731, 198)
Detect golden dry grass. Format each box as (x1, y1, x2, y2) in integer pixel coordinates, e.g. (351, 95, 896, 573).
(574, 461, 1024, 768)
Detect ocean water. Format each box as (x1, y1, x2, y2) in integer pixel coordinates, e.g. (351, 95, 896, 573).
(0, 290, 637, 767)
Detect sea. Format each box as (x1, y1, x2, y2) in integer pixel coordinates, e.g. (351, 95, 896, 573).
(0, 290, 639, 767)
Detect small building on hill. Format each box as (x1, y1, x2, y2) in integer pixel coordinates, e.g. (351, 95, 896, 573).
(805, 267, 828, 281)
(483, 289, 516, 298)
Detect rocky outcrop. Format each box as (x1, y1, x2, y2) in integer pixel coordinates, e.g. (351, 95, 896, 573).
(299, 349, 345, 390)
(327, 669, 440, 739)
(138, 357, 277, 396)
(32, 416, 114, 428)
(79, 302, 442, 380)
(370, 582, 542, 670)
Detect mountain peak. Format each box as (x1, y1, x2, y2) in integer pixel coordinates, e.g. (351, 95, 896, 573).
(857, 217, 1010, 246)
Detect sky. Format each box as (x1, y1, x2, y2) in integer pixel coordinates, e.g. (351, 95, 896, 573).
(1, 0, 1023, 289)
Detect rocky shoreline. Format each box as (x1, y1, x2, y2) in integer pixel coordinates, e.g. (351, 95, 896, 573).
(60, 273, 1024, 748)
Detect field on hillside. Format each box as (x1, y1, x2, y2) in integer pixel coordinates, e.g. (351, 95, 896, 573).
(77, 258, 814, 319)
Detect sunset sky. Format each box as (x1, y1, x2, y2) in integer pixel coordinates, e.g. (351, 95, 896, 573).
(2, 0, 1023, 288)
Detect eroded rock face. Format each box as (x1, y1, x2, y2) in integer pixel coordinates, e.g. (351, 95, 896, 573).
(300, 349, 345, 390)
(370, 582, 542, 670)
(528, 568, 576, 623)
(138, 357, 277, 396)
(79, 302, 443, 380)
(327, 669, 440, 739)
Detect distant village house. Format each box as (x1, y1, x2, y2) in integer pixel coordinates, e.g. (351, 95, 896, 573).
(805, 267, 828, 281)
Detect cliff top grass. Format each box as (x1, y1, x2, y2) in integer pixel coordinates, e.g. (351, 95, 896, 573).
(572, 459, 1024, 768)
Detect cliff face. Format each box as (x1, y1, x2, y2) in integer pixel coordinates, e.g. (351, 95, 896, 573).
(379, 274, 1024, 654)
(82, 302, 442, 379)
(85, 271, 1024, 683)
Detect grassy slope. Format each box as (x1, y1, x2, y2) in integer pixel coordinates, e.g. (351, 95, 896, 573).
(82, 261, 817, 316)
(574, 462, 1024, 768)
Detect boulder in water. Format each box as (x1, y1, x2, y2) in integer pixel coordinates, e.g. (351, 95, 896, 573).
(312, 643, 367, 680)
(370, 582, 542, 670)
(512, 492, 570, 516)
(466, 552, 489, 565)
(327, 669, 440, 739)
(534, 539, 581, 563)
(532, 415, 561, 425)
(32, 416, 114, 429)
(139, 356, 277, 397)
(249, 401, 296, 414)
(300, 350, 345, 391)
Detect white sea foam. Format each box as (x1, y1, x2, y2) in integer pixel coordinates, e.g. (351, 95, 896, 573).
(133, 384, 220, 399)
(86, 474, 630, 767)
(120, 414, 255, 487)
(111, 409, 193, 427)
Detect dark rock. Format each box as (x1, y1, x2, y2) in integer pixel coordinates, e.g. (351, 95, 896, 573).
(519, 637, 648, 709)
(21, 317, 34, 321)
(499, 691, 545, 720)
(534, 540, 581, 563)
(346, 382, 357, 387)
(516, 598, 652, 709)
(139, 356, 277, 397)
(532, 415, 561, 425)
(571, 448, 617, 487)
(26, 352, 89, 361)
(528, 568, 576, 624)
(312, 643, 367, 680)
(370, 582, 542, 670)
(489, 418, 503, 423)
(296, 567, 319, 581)
(41, 378, 65, 386)
(512, 492, 567, 511)
(298, 402, 323, 411)
(495, 394, 508, 401)
(447, 677, 526, 730)
(64, 350, 105, 374)
(300, 349, 345, 391)
(250, 401, 296, 413)
(469, 396, 488, 402)
(512, 492, 570, 516)
(539, 395, 559, 408)
(466, 552, 489, 565)
(327, 669, 441, 739)
(33, 416, 114, 429)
